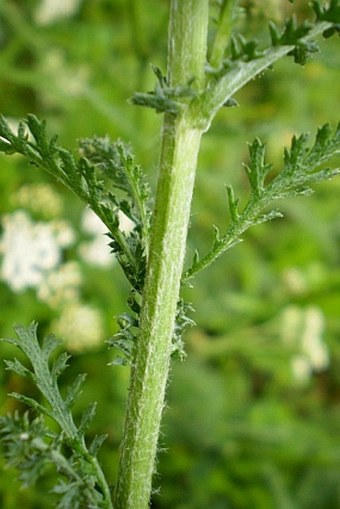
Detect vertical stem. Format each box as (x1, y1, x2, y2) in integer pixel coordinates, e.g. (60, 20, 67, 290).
(113, 2, 209, 508)
(209, 0, 236, 68)
(168, 0, 208, 87)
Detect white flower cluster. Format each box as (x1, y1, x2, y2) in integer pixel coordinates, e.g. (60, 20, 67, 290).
(79, 209, 113, 268)
(51, 303, 105, 353)
(0, 207, 113, 351)
(35, 0, 83, 25)
(40, 49, 89, 101)
(0, 210, 63, 292)
(280, 305, 329, 383)
(0, 202, 134, 352)
(282, 267, 308, 295)
(282, 263, 326, 297)
(79, 208, 134, 268)
(0, 208, 106, 351)
(12, 183, 64, 218)
(37, 261, 82, 309)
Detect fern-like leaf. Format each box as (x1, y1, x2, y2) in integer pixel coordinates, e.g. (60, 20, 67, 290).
(1, 324, 113, 509)
(0, 115, 151, 292)
(184, 123, 340, 281)
(0, 114, 155, 370)
(0, 412, 56, 487)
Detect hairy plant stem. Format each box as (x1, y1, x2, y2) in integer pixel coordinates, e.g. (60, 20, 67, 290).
(209, 0, 235, 68)
(113, 1, 209, 508)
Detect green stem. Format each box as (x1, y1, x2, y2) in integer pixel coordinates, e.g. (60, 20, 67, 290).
(209, 0, 236, 68)
(113, 2, 209, 508)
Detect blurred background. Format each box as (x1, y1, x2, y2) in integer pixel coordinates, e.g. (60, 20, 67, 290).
(0, 1, 339, 508)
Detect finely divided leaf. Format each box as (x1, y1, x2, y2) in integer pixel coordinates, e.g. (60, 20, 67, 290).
(64, 373, 87, 409)
(0, 115, 151, 294)
(4, 358, 32, 379)
(1, 324, 112, 508)
(78, 402, 97, 435)
(89, 434, 108, 456)
(184, 123, 340, 281)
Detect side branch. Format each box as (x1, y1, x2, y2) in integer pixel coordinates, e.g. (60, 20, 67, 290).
(192, 21, 332, 131)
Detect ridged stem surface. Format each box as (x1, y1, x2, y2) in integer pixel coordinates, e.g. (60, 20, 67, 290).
(113, 1, 209, 508)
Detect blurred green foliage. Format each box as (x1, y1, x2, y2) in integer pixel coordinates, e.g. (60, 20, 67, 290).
(0, 1, 339, 508)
